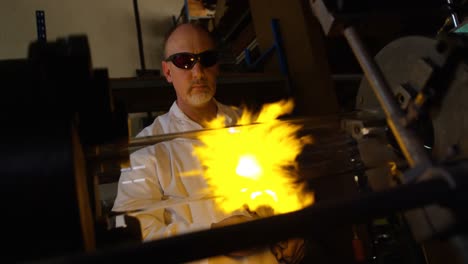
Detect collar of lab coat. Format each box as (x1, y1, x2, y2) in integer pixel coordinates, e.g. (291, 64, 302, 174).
(168, 98, 234, 127)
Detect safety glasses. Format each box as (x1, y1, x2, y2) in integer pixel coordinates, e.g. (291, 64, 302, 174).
(164, 50, 218, 70)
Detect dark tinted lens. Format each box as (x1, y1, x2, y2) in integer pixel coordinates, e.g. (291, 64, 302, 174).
(172, 53, 196, 69)
(199, 50, 218, 67)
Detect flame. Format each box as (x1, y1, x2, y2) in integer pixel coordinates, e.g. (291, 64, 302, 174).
(236, 155, 262, 180)
(193, 99, 314, 215)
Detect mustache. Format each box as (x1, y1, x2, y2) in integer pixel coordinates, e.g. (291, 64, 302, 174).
(191, 79, 209, 86)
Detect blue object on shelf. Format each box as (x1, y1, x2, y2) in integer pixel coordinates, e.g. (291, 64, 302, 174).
(244, 19, 289, 76)
(185, 0, 190, 21)
(36, 10, 47, 42)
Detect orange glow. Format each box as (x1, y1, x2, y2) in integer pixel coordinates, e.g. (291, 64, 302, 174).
(193, 99, 314, 215)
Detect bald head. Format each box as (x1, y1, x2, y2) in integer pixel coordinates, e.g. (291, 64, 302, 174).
(163, 23, 215, 59)
(160, 22, 219, 119)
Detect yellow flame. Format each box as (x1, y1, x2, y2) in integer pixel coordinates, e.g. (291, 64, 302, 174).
(236, 155, 262, 180)
(193, 99, 314, 215)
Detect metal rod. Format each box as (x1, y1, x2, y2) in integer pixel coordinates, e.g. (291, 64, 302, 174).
(49, 175, 458, 263)
(85, 116, 345, 161)
(447, 0, 460, 28)
(133, 0, 146, 71)
(128, 117, 340, 147)
(343, 26, 431, 169)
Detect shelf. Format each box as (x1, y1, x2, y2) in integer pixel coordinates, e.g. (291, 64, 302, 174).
(110, 73, 290, 113)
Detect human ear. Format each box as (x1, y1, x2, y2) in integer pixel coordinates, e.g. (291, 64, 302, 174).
(161, 61, 173, 83)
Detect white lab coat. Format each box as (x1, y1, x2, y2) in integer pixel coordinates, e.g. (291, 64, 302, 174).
(113, 100, 278, 263)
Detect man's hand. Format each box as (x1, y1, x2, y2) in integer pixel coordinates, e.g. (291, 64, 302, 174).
(271, 238, 306, 264)
(211, 215, 261, 257)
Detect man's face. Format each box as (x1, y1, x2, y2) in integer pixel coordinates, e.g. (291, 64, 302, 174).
(162, 25, 219, 109)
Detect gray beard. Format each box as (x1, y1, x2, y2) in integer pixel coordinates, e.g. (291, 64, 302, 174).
(187, 90, 214, 106)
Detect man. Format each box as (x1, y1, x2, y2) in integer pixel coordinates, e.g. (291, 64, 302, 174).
(113, 22, 305, 263)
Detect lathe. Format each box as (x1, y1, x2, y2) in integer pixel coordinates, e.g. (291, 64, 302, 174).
(1, 1, 468, 263)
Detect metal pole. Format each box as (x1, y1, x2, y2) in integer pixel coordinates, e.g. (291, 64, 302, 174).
(85, 116, 343, 161)
(343, 26, 432, 169)
(133, 0, 146, 71)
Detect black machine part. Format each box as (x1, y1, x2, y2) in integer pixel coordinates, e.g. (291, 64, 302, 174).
(352, 27, 468, 264)
(35, 161, 468, 264)
(0, 35, 129, 262)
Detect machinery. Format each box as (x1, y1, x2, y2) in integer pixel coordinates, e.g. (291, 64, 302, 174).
(1, 0, 468, 263)
(0, 36, 133, 262)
